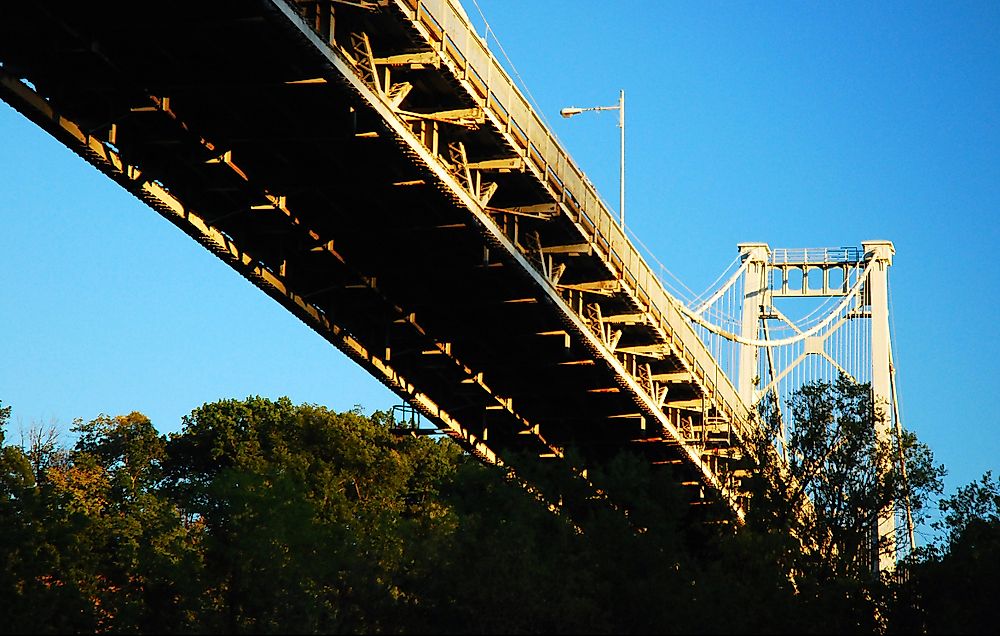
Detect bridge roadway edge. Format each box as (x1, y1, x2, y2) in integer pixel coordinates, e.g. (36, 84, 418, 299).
(378, 0, 755, 432)
(0, 0, 773, 524)
(268, 0, 747, 521)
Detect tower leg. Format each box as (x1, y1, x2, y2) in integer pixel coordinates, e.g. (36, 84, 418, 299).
(863, 240, 896, 575)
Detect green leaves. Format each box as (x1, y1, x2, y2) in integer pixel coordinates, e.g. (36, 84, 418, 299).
(937, 470, 1000, 546)
(750, 375, 945, 584)
(0, 390, 982, 633)
(893, 472, 1000, 633)
(72, 412, 166, 502)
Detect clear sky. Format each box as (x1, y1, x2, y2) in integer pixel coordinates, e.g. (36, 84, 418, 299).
(1, 1, 998, 540)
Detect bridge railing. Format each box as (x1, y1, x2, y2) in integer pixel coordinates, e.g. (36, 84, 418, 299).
(770, 247, 864, 265)
(393, 0, 752, 433)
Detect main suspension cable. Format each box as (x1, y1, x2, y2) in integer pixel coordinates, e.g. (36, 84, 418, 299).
(674, 259, 877, 348)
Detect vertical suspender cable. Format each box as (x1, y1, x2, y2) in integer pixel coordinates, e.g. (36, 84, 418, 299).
(887, 276, 916, 553)
(890, 348, 916, 553)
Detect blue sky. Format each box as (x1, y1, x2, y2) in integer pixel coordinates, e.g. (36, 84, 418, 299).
(1, 1, 998, 539)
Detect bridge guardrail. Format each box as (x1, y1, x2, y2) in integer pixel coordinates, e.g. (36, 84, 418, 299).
(771, 247, 863, 265)
(393, 0, 753, 435)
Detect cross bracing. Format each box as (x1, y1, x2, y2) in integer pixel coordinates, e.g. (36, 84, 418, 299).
(674, 241, 908, 571)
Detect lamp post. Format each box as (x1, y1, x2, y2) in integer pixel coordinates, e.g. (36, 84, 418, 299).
(560, 89, 625, 229)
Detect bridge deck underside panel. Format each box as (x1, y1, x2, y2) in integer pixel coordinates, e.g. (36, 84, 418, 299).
(0, 1, 749, 515)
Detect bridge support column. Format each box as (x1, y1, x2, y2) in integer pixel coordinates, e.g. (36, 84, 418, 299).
(738, 243, 769, 406)
(863, 240, 896, 575)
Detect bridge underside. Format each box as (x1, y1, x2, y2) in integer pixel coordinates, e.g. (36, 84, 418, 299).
(0, 1, 749, 520)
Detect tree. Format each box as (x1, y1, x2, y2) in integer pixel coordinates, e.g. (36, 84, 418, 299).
(0, 401, 94, 633)
(4, 390, 964, 634)
(935, 471, 1000, 547)
(160, 397, 482, 633)
(17, 418, 62, 482)
(62, 413, 200, 632)
(751, 375, 943, 579)
(891, 472, 1000, 634)
(740, 376, 945, 632)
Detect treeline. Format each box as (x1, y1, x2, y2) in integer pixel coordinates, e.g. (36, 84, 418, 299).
(0, 386, 997, 634)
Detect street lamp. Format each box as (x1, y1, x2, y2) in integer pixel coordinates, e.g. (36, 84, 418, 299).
(560, 89, 625, 229)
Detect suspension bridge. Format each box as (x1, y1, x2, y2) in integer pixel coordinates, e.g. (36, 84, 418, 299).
(0, 0, 907, 568)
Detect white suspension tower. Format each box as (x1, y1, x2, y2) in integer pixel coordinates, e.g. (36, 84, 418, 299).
(731, 240, 898, 574)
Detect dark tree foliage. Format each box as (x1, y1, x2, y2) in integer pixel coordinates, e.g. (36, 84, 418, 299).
(744, 376, 945, 633)
(890, 472, 1000, 634)
(751, 376, 943, 579)
(0, 390, 978, 634)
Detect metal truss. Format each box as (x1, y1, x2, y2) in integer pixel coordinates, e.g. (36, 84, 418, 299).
(290, 0, 756, 517)
(0, 0, 781, 527)
(0, 67, 566, 470)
